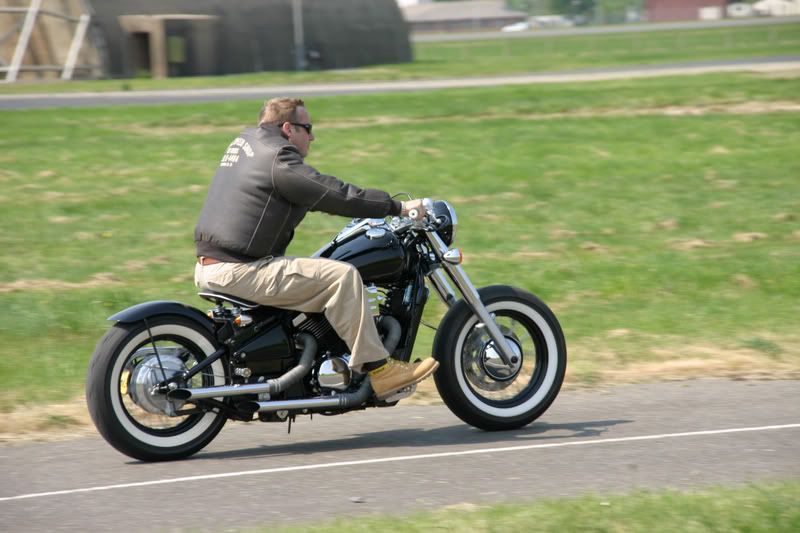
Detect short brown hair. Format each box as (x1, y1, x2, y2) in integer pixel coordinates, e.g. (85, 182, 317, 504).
(258, 97, 305, 126)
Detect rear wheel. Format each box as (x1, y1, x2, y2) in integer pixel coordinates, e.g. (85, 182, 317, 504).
(86, 315, 227, 461)
(433, 285, 566, 431)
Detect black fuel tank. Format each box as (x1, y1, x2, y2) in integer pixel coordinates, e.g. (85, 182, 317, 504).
(317, 228, 406, 283)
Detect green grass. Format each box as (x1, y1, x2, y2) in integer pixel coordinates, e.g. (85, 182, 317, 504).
(269, 481, 800, 532)
(0, 23, 798, 94)
(1, 72, 799, 410)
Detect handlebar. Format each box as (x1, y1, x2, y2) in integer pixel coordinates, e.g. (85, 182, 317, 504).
(408, 198, 434, 221)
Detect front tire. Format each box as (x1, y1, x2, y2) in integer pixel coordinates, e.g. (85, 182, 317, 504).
(433, 285, 566, 431)
(86, 315, 227, 461)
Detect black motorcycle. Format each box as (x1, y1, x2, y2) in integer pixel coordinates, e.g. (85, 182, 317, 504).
(86, 199, 567, 461)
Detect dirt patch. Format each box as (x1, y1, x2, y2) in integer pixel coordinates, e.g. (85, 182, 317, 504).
(551, 290, 601, 312)
(512, 250, 552, 259)
(418, 147, 444, 158)
(602, 346, 800, 383)
(589, 146, 612, 158)
(39, 190, 89, 203)
(450, 191, 523, 205)
(657, 219, 679, 231)
(47, 215, 77, 224)
(757, 68, 800, 79)
(122, 255, 171, 272)
(0, 272, 120, 293)
(733, 274, 757, 288)
(107, 124, 240, 137)
(98, 213, 130, 221)
(580, 242, 607, 253)
(732, 232, 768, 242)
(476, 213, 509, 223)
(713, 179, 738, 189)
(670, 238, 713, 251)
(0, 396, 96, 444)
(464, 249, 552, 264)
(709, 145, 731, 155)
(319, 101, 800, 130)
(550, 229, 578, 239)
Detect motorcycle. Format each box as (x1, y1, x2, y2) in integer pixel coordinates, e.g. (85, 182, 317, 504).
(86, 199, 567, 461)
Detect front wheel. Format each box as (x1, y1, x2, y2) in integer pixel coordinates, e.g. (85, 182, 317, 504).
(86, 315, 228, 461)
(433, 285, 566, 431)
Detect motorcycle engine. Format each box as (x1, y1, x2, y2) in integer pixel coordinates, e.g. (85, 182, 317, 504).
(314, 354, 352, 392)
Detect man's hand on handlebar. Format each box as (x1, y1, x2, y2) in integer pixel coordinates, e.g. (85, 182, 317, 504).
(401, 199, 427, 221)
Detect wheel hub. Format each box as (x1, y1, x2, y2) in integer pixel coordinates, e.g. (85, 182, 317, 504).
(128, 352, 186, 416)
(481, 337, 523, 381)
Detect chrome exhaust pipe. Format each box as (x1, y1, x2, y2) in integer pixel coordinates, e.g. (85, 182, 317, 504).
(238, 377, 373, 414)
(168, 382, 276, 401)
(167, 333, 317, 401)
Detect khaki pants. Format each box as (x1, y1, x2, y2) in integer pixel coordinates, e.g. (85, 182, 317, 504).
(195, 257, 389, 371)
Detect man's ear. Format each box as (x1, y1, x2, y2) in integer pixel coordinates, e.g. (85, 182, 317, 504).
(280, 122, 293, 137)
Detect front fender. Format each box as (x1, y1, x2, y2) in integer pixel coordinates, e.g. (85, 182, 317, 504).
(108, 300, 214, 333)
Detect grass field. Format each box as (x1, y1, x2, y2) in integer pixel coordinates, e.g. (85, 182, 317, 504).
(1, 70, 798, 417)
(0, 23, 798, 94)
(269, 481, 800, 532)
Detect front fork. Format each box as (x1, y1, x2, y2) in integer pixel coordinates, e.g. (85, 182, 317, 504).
(424, 232, 519, 368)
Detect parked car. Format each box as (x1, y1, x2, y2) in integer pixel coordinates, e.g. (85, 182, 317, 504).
(530, 15, 574, 28)
(501, 21, 529, 32)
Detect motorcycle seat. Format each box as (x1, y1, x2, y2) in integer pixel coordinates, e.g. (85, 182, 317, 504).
(198, 291, 260, 310)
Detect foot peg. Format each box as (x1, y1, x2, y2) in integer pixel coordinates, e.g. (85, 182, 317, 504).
(381, 383, 417, 404)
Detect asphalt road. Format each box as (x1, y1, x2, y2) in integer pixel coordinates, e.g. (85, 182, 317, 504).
(1, 379, 798, 532)
(2, 57, 799, 110)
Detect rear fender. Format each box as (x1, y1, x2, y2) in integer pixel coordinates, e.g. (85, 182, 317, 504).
(108, 301, 214, 334)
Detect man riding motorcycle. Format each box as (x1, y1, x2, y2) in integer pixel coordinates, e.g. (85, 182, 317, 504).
(193, 97, 439, 400)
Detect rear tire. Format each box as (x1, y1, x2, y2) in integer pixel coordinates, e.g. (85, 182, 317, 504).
(86, 315, 227, 461)
(433, 285, 566, 431)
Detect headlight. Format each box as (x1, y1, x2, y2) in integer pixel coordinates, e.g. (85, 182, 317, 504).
(432, 200, 457, 246)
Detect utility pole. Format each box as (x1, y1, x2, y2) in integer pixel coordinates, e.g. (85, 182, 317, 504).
(292, 0, 306, 71)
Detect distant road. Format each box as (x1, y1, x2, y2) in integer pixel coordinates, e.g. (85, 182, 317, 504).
(1, 57, 798, 110)
(413, 15, 800, 42)
(1, 380, 798, 531)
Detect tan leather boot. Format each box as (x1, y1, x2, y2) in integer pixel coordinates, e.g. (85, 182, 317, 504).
(368, 358, 439, 400)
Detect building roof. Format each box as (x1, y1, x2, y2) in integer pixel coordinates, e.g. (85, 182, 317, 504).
(402, 1, 526, 22)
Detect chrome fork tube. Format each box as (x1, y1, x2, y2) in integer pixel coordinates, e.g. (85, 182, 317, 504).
(424, 232, 517, 367)
(427, 268, 457, 308)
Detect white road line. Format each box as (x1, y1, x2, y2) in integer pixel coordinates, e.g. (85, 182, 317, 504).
(1, 423, 798, 503)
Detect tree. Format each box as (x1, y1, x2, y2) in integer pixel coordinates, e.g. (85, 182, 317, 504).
(595, 0, 642, 23)
(549, 0, 643, 24)
(551, 0, 595, 21)
(505, 0, 540, 14)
